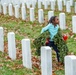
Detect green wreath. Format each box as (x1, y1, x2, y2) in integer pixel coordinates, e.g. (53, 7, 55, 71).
(33, 28, 68, 63)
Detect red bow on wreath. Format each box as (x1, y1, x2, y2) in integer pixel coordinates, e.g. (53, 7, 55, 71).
(63, 34, 68, 41)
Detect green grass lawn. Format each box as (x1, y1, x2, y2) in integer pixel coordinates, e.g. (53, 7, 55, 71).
(0, 1, 76, 75)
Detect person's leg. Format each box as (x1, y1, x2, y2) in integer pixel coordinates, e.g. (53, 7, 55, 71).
(46, 41, 60, 62)
(51, 42, 60, 62)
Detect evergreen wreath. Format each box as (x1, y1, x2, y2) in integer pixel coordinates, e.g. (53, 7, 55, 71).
(33, 28, 68, 63)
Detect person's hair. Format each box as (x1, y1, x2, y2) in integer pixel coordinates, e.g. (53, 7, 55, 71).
(48, 16, 57, 24)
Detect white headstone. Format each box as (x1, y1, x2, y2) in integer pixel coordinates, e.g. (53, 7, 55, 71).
(44, 1, 48, 9)
(38, 0, 41, 9)
(1, 0, 11, 5)
(15, 5, 20, 18)
(12, 0, 21, 6)
(0, 27, 4, 52)
(31, 0, 35, 8)
(70, 0, 73, 6)
(58, 0, 63, 11)
(72, 16, 76, 33)
(8, 4, 13, 16)
(41, 46, 52, 75)
(48, 11, 54, 21)
(7, 0, 11, 4)
(26, 2, 30, 8)
(0, 3, 2, 13)
(65, 55, 76, 75)
(22, 3, 25, 7)
(3, 3, 7, 15)
(38, 9, 44, 23)
(47, 0, 50, 5)
(66, 1, 71, 13)
(7, 32, 16, 60)
(51, 0, 55, 11)
(30, 8, 35, 22)
(59, 13, 66, 30)
(21, 39, 32, 69)
(21, 6, 26, 20)
(42, 0, 45, 5)
(63, 0, 66, 6)
(75, 2, 76, 13)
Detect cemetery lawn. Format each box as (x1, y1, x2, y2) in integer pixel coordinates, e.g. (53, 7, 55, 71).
(0, 5, 76, 75)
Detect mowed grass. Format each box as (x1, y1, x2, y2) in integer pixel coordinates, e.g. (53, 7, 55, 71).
(0, 1, 76, 75)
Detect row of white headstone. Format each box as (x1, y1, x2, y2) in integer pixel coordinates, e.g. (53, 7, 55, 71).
(0, 3, 76, 33)
(0, 0, 76, 12)
(0, 3, 53, 22)
(0, 27, 32, 69)
(0, 0, 37, 6)
(1, 0, 76, 13)
(0, 0, 74, 6)
(0, 27, 76, 75)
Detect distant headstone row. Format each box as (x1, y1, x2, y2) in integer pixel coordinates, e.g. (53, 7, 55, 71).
(0, 0, 76, 13)
(0, 0, 76, 32)
(0, 0, 74, 6)
(0, 2, 76, 33)
(0, 27, 76, 75)
(0, 0, 75, 10)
